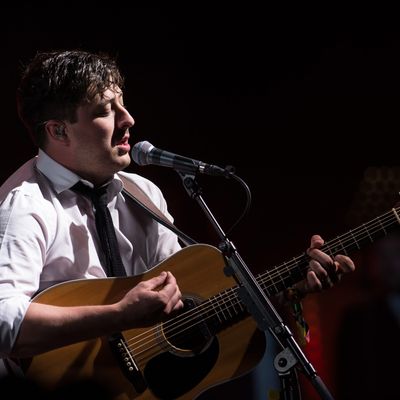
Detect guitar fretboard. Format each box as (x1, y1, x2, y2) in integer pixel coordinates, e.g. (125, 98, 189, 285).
(199, 206, 400, 330)
(258, 206, 400, 297)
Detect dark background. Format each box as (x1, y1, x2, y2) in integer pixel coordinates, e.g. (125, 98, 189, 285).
(2, 3, 400, 399)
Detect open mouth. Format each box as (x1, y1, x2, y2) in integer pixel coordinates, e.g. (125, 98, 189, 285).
(114, 134, 130, 152)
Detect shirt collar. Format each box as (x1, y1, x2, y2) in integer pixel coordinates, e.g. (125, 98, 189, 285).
(35, 149, 123, 195)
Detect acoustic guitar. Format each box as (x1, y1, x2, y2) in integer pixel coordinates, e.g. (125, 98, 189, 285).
(18, 206, 400, 399)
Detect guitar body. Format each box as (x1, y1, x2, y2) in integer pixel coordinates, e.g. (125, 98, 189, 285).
(18, 203, 400, 399)
(20, 244, 266, 400)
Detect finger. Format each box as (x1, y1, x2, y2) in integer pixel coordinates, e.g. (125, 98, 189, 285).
(168, 274, 183, 312)
(160, 272, 179, 294)
(169, 294, 184, 313)
(308, 259, 336, 288)
(306, 270, 323, 291)
(165, 271, 177, 285)
(310, 234, 324, 249)
(144, 271, 168, 290)
(158, 283, 177, 302)
(158, 272, 181, 302)
(309, 259, 329, 280)
(307, 247, 334, 268)
(334, 254, 355, 273)
(171, 299, 184, 312)
(164, 287, 183, 313)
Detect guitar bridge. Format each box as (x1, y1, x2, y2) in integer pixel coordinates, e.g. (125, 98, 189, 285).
(108, 333, 147, 393)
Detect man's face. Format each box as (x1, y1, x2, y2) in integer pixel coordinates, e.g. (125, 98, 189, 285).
(64, 86, 134, 185)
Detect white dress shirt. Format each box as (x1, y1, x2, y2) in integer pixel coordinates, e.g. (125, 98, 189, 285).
(0, 149, 181, 356)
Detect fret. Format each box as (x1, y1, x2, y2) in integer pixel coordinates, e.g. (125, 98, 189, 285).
(377, 216, 387, 236)
(209, 297, 222, 324)
(232, 290, 242, 315)
(326, 245, 336, 259)
(266, 266, 279, 295)
(263, 280, 272, 297)
(228, 288, 243, 314)
(325, 237, 344, 256)
(217, 292, 229, 321)
(362, 223, 374, 243)
(258, 274, 270, 297)
(286, 260, 294, 283)
(276, 264, 286, 291)
(283, 259, 294, 287)
(224, 290, 233, 319)
(205, 288, 248, 333)
(263, 269, 277, 295)
(292, 256, 305, 278)
(237, 298, 245, 312)
(392, 207, 400, 225)
(212, 292, 227, 322)
(349, 229, 361, 250)
(336, 236, 348, 256)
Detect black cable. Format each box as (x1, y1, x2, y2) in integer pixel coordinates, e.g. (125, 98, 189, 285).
(224, 169, 252, 236)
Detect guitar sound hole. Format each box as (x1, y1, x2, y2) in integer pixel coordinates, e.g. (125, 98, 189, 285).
(144, 296, 220, 398)
(161, 296, 214, 356)
(144, 333, 219, 400)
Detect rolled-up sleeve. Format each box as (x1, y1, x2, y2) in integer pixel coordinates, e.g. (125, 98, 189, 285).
(0, 189, 52, 356)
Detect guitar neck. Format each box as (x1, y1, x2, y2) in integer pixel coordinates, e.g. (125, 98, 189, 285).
(205, 206, 400, 331)
(257, 206, 400, 296)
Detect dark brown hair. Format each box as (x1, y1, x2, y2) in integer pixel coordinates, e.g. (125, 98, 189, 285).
(17, 50, 124, 147)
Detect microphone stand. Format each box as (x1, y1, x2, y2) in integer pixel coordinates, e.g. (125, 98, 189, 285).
(177, 170, 334, 400)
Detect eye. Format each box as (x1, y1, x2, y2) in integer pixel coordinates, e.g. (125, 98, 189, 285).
(94, 105, 112, 117)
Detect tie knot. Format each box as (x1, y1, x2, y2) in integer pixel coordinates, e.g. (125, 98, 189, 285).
(71, 181, 109, 207)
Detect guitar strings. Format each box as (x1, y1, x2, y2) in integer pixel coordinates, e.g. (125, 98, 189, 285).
(124, 208, 400, 366)
(125, 207, 400, 365)
(263, 207, 400, 289)
(132, 286, 245, 366)
(127, 207, 400, 367)
(131, 217, 400, 367)
(131, 216, 400, 368)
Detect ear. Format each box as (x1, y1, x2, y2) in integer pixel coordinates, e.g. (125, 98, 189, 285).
(45, 121, 69, 143)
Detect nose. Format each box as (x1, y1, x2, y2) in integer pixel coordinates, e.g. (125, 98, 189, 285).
(117, 106, 135, 130)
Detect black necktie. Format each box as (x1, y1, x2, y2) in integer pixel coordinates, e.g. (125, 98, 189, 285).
(72, 181, 126, 277)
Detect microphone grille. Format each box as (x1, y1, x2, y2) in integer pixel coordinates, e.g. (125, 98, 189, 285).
(131, 141, 154, 165)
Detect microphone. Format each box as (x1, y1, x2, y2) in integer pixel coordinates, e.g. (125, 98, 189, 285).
(131, 141, 230, 177)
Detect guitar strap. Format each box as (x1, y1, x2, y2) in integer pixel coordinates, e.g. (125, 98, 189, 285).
(118, 174, 197, 246)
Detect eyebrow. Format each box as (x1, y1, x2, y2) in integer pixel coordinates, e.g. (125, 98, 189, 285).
(98, 92, 124, 106)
